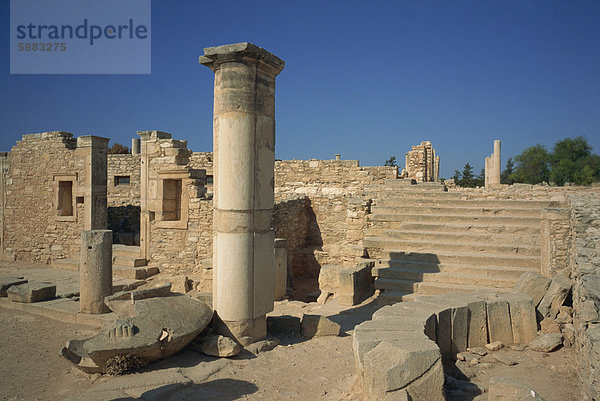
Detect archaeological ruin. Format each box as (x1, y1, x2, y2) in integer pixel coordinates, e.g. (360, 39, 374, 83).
(1, 43, 599, 400)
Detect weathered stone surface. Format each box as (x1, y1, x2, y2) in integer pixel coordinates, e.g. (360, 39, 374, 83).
(363, 340, 444, 401)
(267, 315, 300, 335)
(61, 295, 212, 373)
(105, 283, 172, 316)
(485, 341, 504, 351)
(300, 314, 340, 337)
(540, 318, 561, 334)
(537, 272, 571, 318)
(0, 277, 27, 297)
(80, 230, 112, 314)
(492, 352, 518, 366)
(245, 337, 280, 355)
(198, 335, 241, 358)
(488, 376, 546, 400)
(529, 333, 563, 352)
(486, 299, 513, 345)
(502, 293, 538, 344)
(7, 282, 56, 303)
(513, 272, 551, 307)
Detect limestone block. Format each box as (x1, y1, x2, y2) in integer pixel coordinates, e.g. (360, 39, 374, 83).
(537, 272, 572, 318)
(352, 327, 429, 370)
(502, 293, 538, 344)
(318, 265, 342, 294)
(197, 335, 241, 358)
(513, 272, 551, 307)
(486, 299, 514, 345)
(266, 315, 301, 335)
(488, 377, 546, 401)
(362, 340, 444, 401)
(300, 314, 340, 338)
(372, 302, 438, 342)
(465, 299, 488, 348)
(274, 238, 287, 301)
(529, 333, 563, 352)
(338, 261, 374, 306)
(7, 282, 56, 303)
(0, 277, 28, 297)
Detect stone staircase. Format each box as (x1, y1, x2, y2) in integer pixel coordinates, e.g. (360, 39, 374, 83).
(363, 179, 561, 304)
(52, 244, 159, 280)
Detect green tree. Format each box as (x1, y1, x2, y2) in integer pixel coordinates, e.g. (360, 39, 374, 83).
(510, 145, 550, 184)
(501, 158, 515, 185)
(476, 168, 486, 187)
(384, 156, 397, 167)
(549, 136, 600, 186)
(452, 170, 461, 182)
(108, 142, 130, 154)
(456, 163, 478, 187)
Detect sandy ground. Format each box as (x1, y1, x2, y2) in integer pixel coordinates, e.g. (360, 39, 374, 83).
(0, 262, 584, 400)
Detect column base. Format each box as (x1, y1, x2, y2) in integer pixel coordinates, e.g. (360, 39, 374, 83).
(213, 314, 267, 346)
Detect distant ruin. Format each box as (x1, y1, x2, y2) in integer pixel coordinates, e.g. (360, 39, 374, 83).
(401, 140, 440, 182)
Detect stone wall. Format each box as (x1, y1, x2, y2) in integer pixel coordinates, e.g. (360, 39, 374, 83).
(403, 141, 439, 182)
(569, 192, 600, 400)
(107, 154, 141, 245)
(541, 207, 572, 277)
(1, 132, 107, 263)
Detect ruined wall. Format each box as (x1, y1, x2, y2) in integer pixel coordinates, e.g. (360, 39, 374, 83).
(107, 154, 141, 245)
(1, 132, 107, 263)
(274, 160, 396, 275)
(138, 131, 212, 273)
(569, 192, 600, 400)
(272, 196, 311, 279)
(405, 141, 438, 182)
(540, 207, 572, 277)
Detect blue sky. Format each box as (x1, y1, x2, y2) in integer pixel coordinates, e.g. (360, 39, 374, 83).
(1, 0, 599, 178)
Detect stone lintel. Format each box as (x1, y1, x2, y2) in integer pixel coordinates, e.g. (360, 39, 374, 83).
(137, 130, 172, 141)
(199, 42, 285, 75)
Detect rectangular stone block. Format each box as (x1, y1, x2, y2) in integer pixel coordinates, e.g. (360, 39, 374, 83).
(338, 260, 375, 306)
(486, 299, 514, 345)
(7, 283, 56, 303)
(0, 277, 28, 297)
(465, 300, 488, 348)
(352, 327, 428, 369)
(502, 293, 538, 344)
(513, 272, 551, 307)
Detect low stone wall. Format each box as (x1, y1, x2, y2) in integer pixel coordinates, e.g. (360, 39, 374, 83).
(569, 192, 600, 400)
(353, 290, 538, 400)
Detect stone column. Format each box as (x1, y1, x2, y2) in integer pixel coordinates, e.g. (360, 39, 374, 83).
(492, 140, 501, 185)
(200, 43, 284, 345)
(131, 138, 141, 155)
(335, 154, 341, 161)
(80, 230, 112, 314)
(77, 136, 109, 230)
(485, 156, 491, 187)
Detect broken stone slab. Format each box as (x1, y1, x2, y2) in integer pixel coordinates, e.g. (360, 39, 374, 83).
(245, 337, 281, 355)
(372, 302, 438, 342)
(197, 335, 241, 358)
(467, 347, 487, 356)
(529, 333, 563, 352)
(513, 272, 551, 307)
(485, 341, 504, 352)
(0, 277, 27, 297)
(352, 328, 429, 370)
(537, 272, 572, 318)
(486, 298, 514, 345)
(362, 340, 445, 401)
(61, 294, 212, 373)
(300, 314, 340, 337)
(487, 377, 546, 400)
(104, 283, 172, 317)
(492, 352, 518, 366)
(501, 293, 538, 344)
(7, 282, 56, 303)
(267, 315, 301, 335)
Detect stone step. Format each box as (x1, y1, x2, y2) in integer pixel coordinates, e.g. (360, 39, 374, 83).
(363, 237, 540, 257)
(373, 191, 464, 199)
(376, 290, 417, 305)
(391, 221, 541, 235)
(381, 229, 540, 246)
(112, 255, 147, 267)
(112, 244, 142, 258)
(374, 251, 540, 269)
(374, 259, 534, 280)
(368, 213, 540, 226)
(112, 264, 159, 280)
(374, 277, 513, 295)
(372, 266, 515, 288)
(371, 205, 542, 218)
(376, 197, 562, 209)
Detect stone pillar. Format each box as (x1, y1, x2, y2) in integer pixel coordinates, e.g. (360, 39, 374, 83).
(492, 140, 501, 185)
(335, 154, 341, 161)
(80, 230, 112, 314)
(485, 156, 491, 187)
(131, 138, 141, 155)
(274, 238, 288, 301)
(77, 136, 109, 230)
(200, 43, 284, 345)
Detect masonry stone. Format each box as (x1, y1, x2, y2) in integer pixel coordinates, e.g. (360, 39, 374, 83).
(7, 282, 56, 303)
(79, 230, 113, 314)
